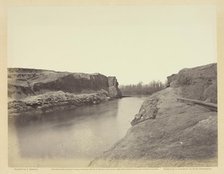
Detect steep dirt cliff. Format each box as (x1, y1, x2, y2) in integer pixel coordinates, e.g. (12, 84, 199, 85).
(8, 68, 122, 116)
(90, 63, 217, 167)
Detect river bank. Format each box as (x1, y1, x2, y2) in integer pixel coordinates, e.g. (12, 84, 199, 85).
(8, 96, 146, 167)
(90, 63, 217, 167)
(8, 63, 217, 167)
(90, 87, 217, 167)
(8, 89, 111, 117)
(8, 68, 122, 117)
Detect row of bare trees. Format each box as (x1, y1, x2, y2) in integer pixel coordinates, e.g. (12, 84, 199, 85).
(119, 81, 165, 96)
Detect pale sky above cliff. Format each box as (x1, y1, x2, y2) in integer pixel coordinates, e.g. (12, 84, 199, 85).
(7, 6, 216, 85)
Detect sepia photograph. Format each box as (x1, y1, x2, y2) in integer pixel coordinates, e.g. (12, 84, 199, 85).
(3, 1, 222, 171)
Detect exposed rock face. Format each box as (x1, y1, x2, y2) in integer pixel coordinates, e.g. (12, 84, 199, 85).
(91, 63, 217, 167)
(32, 73, 109, 94)
(167, 63, 217, 103)
(8, 68, 122, 116)
(8, 68, 122, 99)
(166, 74, 177, 87)
(108, 76, 122, 98)
(131, 96, 159, 125)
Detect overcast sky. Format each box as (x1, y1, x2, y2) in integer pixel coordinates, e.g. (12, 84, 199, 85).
(7, 6, 216, 85)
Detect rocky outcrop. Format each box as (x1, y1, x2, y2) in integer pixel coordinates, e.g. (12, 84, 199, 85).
(8, 68, 122, 99)
(8, 68, 122, 116)
(8, 90, 109, 117)
(91, 63, 217, 167)
(166, 74, 177, 87)
(131, 96, 159, 125)
(108, 76, 122, 98)
(167, 63, 217, 103)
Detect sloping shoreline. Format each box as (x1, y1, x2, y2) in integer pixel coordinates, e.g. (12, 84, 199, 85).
(90, 87, 217, 167)
(8, 90, 110, 117)
(8, 68, 122, 117)
(90, 63, 217, 167)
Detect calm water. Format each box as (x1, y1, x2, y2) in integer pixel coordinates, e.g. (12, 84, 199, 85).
(9, 97, 146, 166)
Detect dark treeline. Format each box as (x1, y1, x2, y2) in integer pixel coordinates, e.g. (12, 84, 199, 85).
(120, 81, 165, 96)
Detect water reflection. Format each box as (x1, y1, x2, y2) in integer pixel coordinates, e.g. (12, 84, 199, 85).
(9, 97, 145, 165)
